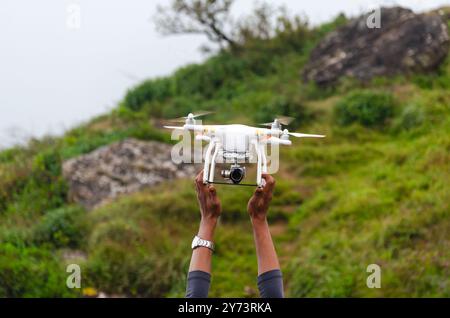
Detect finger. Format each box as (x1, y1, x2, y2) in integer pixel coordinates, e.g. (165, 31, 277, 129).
(196, 171, 209, 192)
(208, 185, 217, 196)
(195, 179, 200, 193)
(261, 173, 275, 193)
(254, 186, 264, 196)
(195, 170, 204, 184)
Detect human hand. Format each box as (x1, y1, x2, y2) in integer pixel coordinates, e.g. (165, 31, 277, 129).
(195, 170, 221, 239)
(247, 174, 275, 223)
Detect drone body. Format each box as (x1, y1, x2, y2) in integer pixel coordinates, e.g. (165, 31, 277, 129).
(165, 113, 325, 187)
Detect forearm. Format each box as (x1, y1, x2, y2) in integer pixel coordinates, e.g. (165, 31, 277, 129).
(251, 218, 280, 275)
(188, 219, 216, 273)
(186, 219, 216, 298)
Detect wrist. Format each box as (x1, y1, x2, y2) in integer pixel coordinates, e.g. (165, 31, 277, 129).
(250, 216, 268, 228)
(198, 218, 217, 241)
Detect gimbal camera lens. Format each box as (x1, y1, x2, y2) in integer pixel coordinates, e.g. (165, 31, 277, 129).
(230, 167, 245, 184)
(221, 166, 246, 184)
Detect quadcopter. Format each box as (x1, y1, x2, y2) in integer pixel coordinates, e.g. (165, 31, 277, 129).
(164, 112, 325, 187)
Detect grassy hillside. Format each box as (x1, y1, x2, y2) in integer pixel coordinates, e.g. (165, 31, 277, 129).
(0, 12, 449, 297)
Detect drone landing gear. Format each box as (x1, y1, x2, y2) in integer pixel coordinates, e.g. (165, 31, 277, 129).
(202, 139, 217, 184)
(208, 181, 257, 187)
(253, 140, 268, 187)
(202, 140, 267, 187)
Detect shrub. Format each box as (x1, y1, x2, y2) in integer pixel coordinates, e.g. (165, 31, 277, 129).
(128, 123, 171, 143)
(162, 96, 205, 119)
(85, 242, 187, 297)
(32, 206, 88, 248)
(311, 13, 347, 41)
(30, 149, 67, 211)
(0, 147, 24, 164)
(85, 214, 188, 297)
(172, 54, 247, 99)
(0, 243, 78, 297)
(0, 162, 31, 212)
(88, 219, 142, 248)
(0, 226, 31, 247)
(393, 103, 425, 131)
(124, 78, 173, 112)
(32, 148, 62, 178)
(61, 125, 169, 160)
(3, 148, 68, 216)
(253, 95, 312, 128)
(334, 90, 395, 127)
(412, 55, 450, 90)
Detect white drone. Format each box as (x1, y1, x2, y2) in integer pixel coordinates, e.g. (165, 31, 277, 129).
(164, 112, 325, 187)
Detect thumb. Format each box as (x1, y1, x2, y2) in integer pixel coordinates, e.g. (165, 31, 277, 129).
(208, 185, 217, 195)
(254, 187, 263, 195)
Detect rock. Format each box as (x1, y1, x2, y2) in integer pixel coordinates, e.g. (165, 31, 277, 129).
(302, 7, 450, 86)
(62, 138, 196, 209)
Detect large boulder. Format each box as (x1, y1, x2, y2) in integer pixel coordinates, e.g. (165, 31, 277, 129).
(303, 7, 449, 86)
(62, 138, 195, 209)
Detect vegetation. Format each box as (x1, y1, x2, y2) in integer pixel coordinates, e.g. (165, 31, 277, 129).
(334, 90, 395, 127)
(0, 5, 449, 297)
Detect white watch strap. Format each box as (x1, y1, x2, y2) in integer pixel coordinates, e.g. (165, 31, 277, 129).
(192, 235, 215, 251)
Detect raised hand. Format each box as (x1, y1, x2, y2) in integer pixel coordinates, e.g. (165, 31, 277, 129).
(247, 174, 275, 222)
(195, 170, 221, 222)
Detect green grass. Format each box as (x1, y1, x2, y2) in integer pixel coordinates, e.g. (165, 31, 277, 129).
(283, 89, 450, 297)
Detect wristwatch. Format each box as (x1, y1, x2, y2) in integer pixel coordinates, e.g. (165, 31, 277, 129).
(191, 235, 215, 252)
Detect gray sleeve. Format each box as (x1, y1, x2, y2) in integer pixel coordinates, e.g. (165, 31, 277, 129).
(185, 270, 211, 298)
(257, 269, 284, 298)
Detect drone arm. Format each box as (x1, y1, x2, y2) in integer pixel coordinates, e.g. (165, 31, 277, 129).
(196, 134, 211, 142)
(186, 124, 205, 132)
(268, 136, 291, 146)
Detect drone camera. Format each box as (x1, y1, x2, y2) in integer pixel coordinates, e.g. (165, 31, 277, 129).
(221, 165, 246, 184)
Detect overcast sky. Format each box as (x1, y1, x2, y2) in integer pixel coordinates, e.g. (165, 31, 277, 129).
(0, 0, 448, 148)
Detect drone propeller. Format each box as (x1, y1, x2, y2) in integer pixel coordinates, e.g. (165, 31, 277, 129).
(277, 115, 295, 126)
(260, 115, 295, 127)
(163, 125, 185, 130)
(286, 131, 325, 138)
(168, 111, 214, 123)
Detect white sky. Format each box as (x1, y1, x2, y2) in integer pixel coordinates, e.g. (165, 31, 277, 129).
(0, 0, 448, 148)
